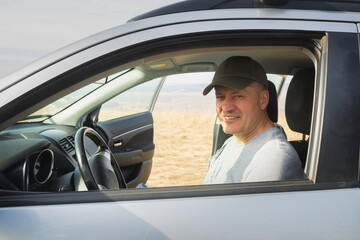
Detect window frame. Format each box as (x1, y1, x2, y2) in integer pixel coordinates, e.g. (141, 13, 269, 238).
(312, 30, 360, 183)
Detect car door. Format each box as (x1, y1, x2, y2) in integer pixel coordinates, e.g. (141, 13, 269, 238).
(0, 9, 359, 240)
(92, 77, 165, 188)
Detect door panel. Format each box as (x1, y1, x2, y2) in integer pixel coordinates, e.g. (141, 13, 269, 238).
(1, 187, 359, 240)
(96, 112, 154, 188)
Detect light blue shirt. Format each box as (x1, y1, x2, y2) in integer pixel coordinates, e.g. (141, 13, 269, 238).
(203, 127, 304, 184)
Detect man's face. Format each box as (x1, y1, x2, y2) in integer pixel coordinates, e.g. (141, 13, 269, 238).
(215, 83, 268, 138)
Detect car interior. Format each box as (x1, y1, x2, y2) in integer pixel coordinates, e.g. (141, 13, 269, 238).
(0, 41, 317, 193)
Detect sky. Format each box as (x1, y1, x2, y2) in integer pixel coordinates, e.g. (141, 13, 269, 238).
(0, 0, 181, 78)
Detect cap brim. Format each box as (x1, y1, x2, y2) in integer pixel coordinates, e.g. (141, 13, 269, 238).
(202, 84, 215, 95)
(202, 77, 253, 95)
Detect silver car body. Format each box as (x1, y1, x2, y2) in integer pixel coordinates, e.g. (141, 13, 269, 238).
(0, 8, 359, 240)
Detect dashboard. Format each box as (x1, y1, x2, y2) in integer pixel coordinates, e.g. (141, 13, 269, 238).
(0, 123, 96, 192)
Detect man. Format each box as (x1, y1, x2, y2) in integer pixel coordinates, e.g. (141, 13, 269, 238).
(203, 56, 304, 184)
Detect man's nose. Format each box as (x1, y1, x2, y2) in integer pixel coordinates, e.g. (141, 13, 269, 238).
(221, 97, 235, 112)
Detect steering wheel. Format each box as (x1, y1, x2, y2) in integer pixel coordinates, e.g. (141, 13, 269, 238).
(74, 127, 127, 190)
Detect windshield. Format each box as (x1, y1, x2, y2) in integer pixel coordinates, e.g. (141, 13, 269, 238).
(18, 70, 129, 123)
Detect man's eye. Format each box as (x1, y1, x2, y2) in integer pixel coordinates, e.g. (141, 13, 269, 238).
(234, 95, 243, 99)
(216, 96, 225, 100)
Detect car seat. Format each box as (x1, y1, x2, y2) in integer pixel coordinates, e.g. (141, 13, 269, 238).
(285, 68, 315, 168)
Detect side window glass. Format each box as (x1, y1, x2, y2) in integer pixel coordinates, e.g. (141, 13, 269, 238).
(98, 77, 163, 121)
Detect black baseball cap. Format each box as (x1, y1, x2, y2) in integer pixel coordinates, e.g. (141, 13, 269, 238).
(203, 56, 268, 95)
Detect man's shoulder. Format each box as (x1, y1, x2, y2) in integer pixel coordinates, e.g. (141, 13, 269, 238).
(252, 127, 300, 160)
(246, 127, 284, 147)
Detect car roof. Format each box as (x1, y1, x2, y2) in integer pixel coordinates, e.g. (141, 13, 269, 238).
(129, 0, 360, 22)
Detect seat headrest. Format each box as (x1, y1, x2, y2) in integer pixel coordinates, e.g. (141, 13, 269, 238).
(285, 68, 315, 135)
(267, 80, 278, 123)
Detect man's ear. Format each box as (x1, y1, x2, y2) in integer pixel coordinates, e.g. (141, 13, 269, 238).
(260, 89, 269, 110)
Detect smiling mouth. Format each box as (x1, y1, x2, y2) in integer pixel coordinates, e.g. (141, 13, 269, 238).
(224, 116, 240, 120)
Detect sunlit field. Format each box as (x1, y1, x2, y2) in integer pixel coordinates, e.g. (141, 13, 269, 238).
(148, 110, 216, 187)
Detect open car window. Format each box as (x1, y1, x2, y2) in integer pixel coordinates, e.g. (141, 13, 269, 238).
(0, 42, 318, 193)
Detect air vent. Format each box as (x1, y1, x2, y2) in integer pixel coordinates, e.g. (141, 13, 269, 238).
(59, 136, 75, 153)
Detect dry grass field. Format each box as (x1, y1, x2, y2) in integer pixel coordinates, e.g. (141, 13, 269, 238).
(147, 110, 216, 187)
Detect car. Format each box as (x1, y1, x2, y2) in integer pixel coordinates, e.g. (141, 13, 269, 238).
(0, 0, 359, 239)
